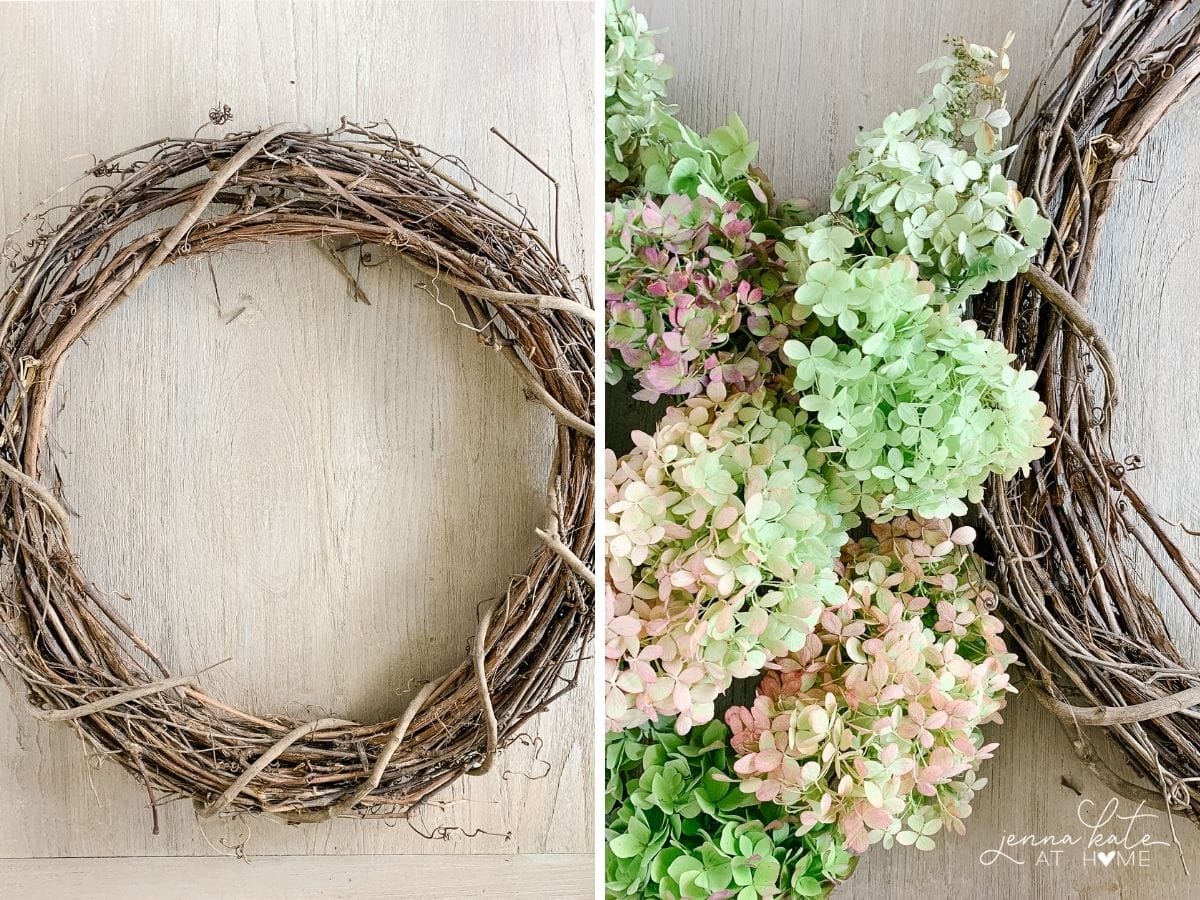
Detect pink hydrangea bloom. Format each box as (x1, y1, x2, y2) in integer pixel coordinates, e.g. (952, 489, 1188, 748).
(604, 390, 850, 733)
(724, 515, 1015, 854)
(605, 194, 783, 402)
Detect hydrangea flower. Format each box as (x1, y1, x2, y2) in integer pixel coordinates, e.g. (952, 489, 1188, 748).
(605, 194, 785, 401)
(606, 720, 856, 899)
(725, 516, 1015, 855)
(603, 1, 774, 213)
(605, 390, 851, 733)
(824, 36, 1051, 303)
(604, 0, 673, 188)
(635, 112, 775, 213)
(603, 5, 801, 223)
(777, 255, 1051, 519)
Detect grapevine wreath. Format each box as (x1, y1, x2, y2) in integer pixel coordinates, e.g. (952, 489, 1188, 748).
(985, 0, 1200, 816)
(0, 121, 595, 827)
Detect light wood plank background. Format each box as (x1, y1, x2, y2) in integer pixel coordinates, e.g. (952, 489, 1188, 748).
(0, 854, 592, 899)
(617, 1, 1200, 897)
(0, 0, 595, 892)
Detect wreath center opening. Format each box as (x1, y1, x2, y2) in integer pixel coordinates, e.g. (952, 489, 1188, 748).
(48, 238, 555, 723)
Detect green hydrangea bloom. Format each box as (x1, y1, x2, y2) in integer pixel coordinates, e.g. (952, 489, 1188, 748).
(604, 1, 770, 211)
(778, 256, 1050, 519)
(606, 720, 856, 899)
(605, 0, 674, 188)
(636, 113, 768, 210)
(826, 37, 1051, 302)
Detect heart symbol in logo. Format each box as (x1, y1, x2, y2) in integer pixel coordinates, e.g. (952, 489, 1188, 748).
(1097, 851, 1116, 867)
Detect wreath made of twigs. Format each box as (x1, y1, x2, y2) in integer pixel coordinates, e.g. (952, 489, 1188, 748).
(0, 120, 595, 828)
(982, 0, 1200, 819)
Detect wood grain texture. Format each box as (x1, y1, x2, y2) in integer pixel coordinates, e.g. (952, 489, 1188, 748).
(0, 854, 593, 899)
(0, 0, 594, 878)
(619, 1, 1200, 897)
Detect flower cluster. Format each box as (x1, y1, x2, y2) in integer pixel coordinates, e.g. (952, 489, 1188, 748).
(779, 255, 1051, 519)
(605, 390, 850, 733)
(604, 0, 673, 188)
(605, 194, 787, 400)
(605, 5, 803, 220)
(760, 41, 1055, 520)
(606, 720, 856, 899)
(725, 516, 1015, 854)
(604, 6, 1045, 891)
(827, 36, 1051, 302)
(636, 113, 774, 214)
